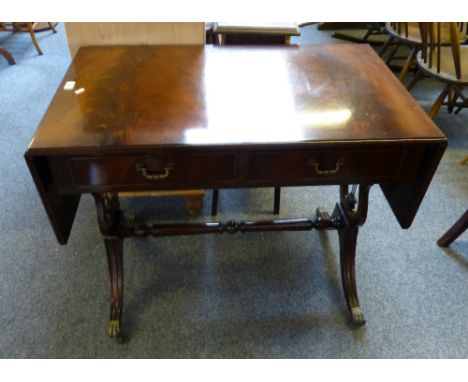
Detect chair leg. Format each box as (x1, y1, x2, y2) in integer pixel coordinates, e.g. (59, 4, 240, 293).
(453, 86, 467, 114)
(48, 22, 57, 33)
(28, 22, 43, 55)
(398, 45, 418, 82)
(211, 189, 219, 216)
(406, 69, 424, 91)
(378, 36, 394, 57)
(429, 84, 451, 119)
(449, 89, 458, 113)
(385, 43, 400, 65)
(0, 47, 15, 65)
(273, 187, 281, 215)
(437, 210, 468, 247)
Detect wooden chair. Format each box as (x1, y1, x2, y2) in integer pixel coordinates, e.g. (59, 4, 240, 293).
(437, 210, 468, 247)
(379, 23, 423, 83)
(0, 22, 15, 64)
(11, 22, 57, 55)
(326, 22, 386, 46)
(415, 22, 468, 118)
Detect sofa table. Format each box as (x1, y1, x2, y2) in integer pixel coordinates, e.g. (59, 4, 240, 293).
(25, 45, 447, 339)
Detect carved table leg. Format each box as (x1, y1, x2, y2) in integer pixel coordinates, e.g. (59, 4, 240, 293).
(333, 184, 371, 325)
(105, 237, 123, 339)
(93, 193, 125, 339)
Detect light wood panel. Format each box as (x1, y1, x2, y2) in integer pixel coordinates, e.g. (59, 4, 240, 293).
(65, 22, 205, 57)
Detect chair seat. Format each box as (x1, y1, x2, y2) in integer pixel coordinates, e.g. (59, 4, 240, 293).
(385, 22, 465, 46)
(416, 46, 468, 84)
(385, 22, 421, 44)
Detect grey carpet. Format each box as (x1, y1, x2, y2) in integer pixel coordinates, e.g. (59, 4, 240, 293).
(0, 24, 467, 358)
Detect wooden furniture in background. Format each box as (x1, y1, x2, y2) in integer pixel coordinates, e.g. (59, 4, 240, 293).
(10, 22, 57, 55)
(25, 45, 446, 339)
(1, 22, 57, 56)
(0, 23, 15, 64)
(416, 22, 468, 118)
(437, 210, 468, 247)
(327, 22, 386, 46)
(437, 148, 467, 248)
(32, 22, 58, 32)
(317, 22, 367, 30)
(380, 23, 423, 83)
(64, 22, 207, 215)
(213, 22, 300, 45)
(64, 22, 205, 58)
(0, 47, 15, 65)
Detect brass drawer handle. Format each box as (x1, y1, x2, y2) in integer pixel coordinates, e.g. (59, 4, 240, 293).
(136, 163, 173, 180)
(307, 158, 344, 175)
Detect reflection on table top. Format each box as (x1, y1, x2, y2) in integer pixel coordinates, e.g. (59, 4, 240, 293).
(28, 44, 445, 152)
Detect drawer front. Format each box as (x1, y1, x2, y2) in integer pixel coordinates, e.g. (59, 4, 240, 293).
(70, 152, 236, 187)
(247, 149, 407, 182)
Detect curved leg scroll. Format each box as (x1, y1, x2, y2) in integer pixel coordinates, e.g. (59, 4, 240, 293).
(334, 184, 371, 325)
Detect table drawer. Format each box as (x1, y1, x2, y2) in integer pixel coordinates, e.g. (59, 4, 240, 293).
(69, 152, 236, 187)
(247, 149, 407, 182)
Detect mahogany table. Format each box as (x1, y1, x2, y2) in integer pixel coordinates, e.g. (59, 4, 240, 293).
(25, 45, 447, 339)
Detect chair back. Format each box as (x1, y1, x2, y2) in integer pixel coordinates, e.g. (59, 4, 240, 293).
(419, 22, 467, 80)
(389, 22, 416, 40)
(386, 22, 421, 45)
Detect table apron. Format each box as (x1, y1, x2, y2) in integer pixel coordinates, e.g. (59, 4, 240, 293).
(46, 146, 419, 194)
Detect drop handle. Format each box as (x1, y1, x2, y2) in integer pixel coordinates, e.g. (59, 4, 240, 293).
(136, 162, 174, 180)
(307, 158, 344, 175)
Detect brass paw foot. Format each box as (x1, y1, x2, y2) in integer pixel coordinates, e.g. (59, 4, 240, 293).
(351, 306, 366, 326)
(108, 319, 122, 339)
(108, 303, 123, 340)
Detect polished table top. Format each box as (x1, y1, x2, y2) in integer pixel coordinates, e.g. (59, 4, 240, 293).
(28, 44, 445, 153)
